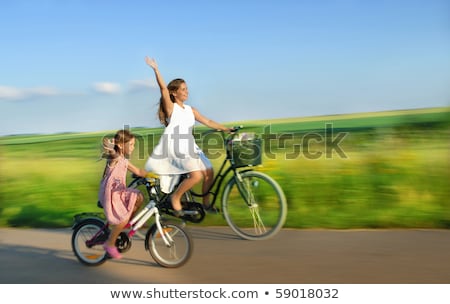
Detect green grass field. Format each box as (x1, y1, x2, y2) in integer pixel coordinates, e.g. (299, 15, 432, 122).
(1, 107, 449, 228)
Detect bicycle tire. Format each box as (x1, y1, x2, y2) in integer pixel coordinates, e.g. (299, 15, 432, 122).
(145, 222, 193, 268)
(71, 218, 109, 266)
(222, 170, 287, 240)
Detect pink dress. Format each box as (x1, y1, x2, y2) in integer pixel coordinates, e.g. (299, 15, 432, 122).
(98, 156, 140, 225)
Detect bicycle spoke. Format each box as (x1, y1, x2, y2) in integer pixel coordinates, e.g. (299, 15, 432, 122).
(71, 219, 108, 266)
(241, 178, 269, 234)
(222, 171, 287, 240)
(249, 204, 267, 234)
(147, 223, 193, 268)
(169, 245, 179, 260)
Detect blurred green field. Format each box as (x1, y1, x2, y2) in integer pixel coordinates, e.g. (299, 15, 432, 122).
(1, 107, 449, 228)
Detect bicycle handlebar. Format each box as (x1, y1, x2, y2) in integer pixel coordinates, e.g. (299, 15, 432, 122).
(130, 126, 244, 180)
(201, 125, 244, 143)
(230, 125, 244, 132)
(201, 125, 243, 135)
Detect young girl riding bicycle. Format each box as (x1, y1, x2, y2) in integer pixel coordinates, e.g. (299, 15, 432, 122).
(98, 129, 148, 259)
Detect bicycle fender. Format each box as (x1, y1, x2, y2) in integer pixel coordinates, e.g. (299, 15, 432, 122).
(71, 216, 105, 230)
(144, 223, 158, 251)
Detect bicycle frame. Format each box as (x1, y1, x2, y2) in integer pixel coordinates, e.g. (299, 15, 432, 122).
(126, 200, 173, 246)
(83, 200, 173, 248)
(188, 156, 248, 206)
(186, 129, 255, 207)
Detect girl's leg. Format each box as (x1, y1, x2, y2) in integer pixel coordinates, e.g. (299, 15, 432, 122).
(104, 194, 143, 259)
(134, 192, 144, 213)
(128, 192, 144, 222)
(170, 170, 202, 211)
(105, 221, 127, 248)
(104, 220, 127, 259)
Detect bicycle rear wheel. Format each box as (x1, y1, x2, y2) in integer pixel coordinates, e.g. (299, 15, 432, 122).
(71, 218, 109, 266)
(145, 222, 193, 268)
(222, 170, 287, 240)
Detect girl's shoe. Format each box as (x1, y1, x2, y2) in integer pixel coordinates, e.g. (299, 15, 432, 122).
(103, 244, 122, 259)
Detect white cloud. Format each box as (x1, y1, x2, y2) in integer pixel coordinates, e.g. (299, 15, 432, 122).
(0, 79, 152, 102)
(128, 79, 158, 93)
(92, 82, 121, 95)
(0, 85, 60, 101)
(0, 86, 24, 100)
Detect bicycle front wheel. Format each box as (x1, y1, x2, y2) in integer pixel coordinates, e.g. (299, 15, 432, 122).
(145, 222, 193, 268)
(222, 170, 287, 240)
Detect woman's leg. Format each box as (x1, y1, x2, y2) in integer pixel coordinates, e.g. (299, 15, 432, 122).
(202, 168, 214, 207)
(170, 170, 202, 211)
(198, 153, 214, 208)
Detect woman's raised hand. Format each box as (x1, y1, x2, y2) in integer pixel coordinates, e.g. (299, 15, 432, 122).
(145, 56, 158, 70)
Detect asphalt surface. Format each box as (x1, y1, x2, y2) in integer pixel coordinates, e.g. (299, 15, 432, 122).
(1, 227, 449, 284)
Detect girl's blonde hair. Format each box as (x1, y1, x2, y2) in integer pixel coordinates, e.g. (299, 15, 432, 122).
(158, 78, 185, 126)
(101, 129, 135, 159)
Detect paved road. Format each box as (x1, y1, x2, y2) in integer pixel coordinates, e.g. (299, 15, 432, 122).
(0, 227, 449, 284)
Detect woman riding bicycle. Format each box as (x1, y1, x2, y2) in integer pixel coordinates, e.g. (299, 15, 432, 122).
(144, 56, 231, 216)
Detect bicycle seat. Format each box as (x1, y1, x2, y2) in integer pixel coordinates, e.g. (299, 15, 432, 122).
(146, 172, 159, 179)
(131, 172, 159, 179)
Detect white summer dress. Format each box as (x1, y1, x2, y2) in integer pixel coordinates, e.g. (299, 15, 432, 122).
(145, 103, 211, 193)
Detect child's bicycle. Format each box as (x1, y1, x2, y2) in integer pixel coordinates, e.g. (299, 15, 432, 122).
(129, 126, 288, 241)
(71, 197, 193, 268)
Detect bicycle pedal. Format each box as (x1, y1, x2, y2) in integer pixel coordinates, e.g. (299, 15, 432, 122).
(205, 206, 220, 214)
(183, 210, 199, 215)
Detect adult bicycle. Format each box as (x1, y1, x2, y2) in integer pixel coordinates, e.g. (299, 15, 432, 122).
(71, 196, 193, 268)
(129, 126, 287, 241)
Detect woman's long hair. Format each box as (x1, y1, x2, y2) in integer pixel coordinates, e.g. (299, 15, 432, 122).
(158, 78, 185, 126)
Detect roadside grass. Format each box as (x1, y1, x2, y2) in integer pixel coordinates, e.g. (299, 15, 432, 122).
(1, 107, 449, 228)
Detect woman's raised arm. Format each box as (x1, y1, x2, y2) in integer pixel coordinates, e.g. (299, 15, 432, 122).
(145, 56, 173, 117)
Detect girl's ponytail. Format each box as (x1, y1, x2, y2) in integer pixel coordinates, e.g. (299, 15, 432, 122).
(101, 137, 119, 159)
(101, 129, 135, 159)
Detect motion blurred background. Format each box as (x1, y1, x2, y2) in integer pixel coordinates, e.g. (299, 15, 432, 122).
(1, 108, 449, 228)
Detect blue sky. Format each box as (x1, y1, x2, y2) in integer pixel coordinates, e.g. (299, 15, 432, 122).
(0, 0, 449, 136)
